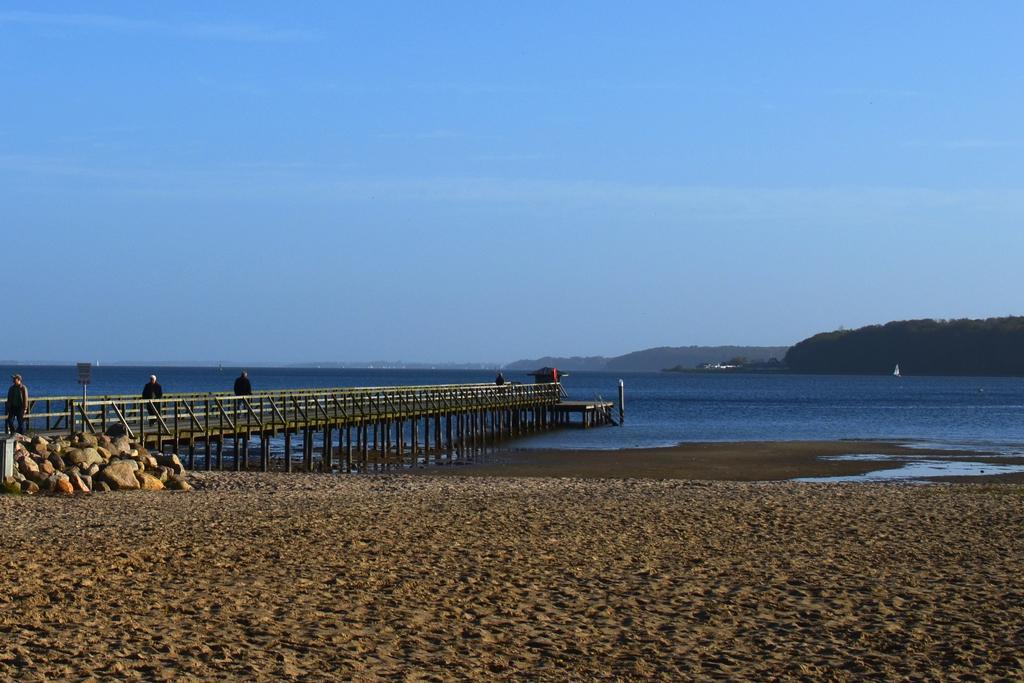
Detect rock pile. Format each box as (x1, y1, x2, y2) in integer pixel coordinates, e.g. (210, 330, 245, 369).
(5, 433, 192, 495)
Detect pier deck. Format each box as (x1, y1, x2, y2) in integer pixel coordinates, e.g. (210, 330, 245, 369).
(550, 400, 616, 428)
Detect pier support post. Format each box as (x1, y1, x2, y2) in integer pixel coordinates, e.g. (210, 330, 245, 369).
(397, 420, 404, 461)
(345, 424, 353, 472)
(323, 426, 332, 471)
(361, 422, 369, 469)
(284, 430, 292, 473)
(422, 415, 430, 463)
(304, 428, 313, 471)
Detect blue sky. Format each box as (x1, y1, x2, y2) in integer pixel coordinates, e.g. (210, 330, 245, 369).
(2, 2, 1022, 363)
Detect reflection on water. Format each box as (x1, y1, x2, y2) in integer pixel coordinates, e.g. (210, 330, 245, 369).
(795, 454, 1024, 483)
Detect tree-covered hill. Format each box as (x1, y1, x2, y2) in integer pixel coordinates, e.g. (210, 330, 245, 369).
(784, 317, 1024, 375)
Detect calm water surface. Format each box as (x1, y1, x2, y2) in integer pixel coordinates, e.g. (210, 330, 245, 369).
(3, 365, 1023, 453)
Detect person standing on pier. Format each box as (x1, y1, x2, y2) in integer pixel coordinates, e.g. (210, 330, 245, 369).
(6, 374, 29, 434)
(234, 370, 252, 396)
(142, 374, 163, 422)
(495, 371, 505, 386)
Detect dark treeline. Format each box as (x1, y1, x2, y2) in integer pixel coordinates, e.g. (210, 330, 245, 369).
(785, 316, 1024, 375)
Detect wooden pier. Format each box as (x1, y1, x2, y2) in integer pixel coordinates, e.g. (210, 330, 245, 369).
(4, 383, 614, 472)
(551, 400, 617, 428)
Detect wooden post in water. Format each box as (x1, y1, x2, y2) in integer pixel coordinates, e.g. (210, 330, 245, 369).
(323, 426, 332, 471)
(445, 414, 453, 454)
(397, 420, 403, 460)
(345, 424, 353, 472)
(304, 427, 313, 471)
(618, 379, 625, 425)
(422, 415, 429, 463)
(360, 422, 369, 469)
(284, 430, 292, 472)
(203, 399, 211, 470)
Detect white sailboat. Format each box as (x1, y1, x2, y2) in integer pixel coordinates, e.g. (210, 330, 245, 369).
(893, 364, 901, 377)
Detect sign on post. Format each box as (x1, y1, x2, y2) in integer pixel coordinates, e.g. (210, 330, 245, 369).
(76, 363, 91, 434)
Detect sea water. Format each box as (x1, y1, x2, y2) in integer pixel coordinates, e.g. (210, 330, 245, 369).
(3, 365, 1023, 454)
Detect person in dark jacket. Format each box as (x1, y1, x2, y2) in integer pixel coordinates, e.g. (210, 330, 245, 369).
(142, 375, 163, 400)
(234, 370, 252, 396)
(6, 374, 29, 434)
(495, 371, 505, 386)
(142, 375, 163, 421)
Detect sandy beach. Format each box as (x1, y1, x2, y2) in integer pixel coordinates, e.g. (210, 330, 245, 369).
(0, 444, 1022, 680)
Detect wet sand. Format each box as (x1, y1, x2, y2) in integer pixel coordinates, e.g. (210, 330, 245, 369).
(417, 440, 1024, 483)
(0, 444, 1021, 680)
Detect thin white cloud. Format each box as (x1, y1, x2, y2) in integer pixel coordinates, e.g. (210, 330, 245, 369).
(0, 10, 315, 42)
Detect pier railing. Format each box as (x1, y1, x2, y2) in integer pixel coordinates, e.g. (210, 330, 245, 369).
(5, 382, 561, 441)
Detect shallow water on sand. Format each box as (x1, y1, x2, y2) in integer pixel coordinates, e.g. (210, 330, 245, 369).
(794, 454, 1024, 483)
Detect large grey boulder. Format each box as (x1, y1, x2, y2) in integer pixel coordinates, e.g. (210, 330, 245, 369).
(30, 436, 49, 456)
(99, 461, 141, 490)
(111, 436, 131, 456)
(66, 448, 103, 469)
(62, 449, 85, 466)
